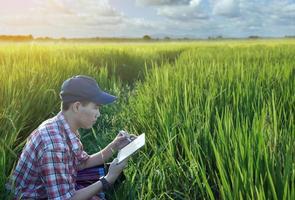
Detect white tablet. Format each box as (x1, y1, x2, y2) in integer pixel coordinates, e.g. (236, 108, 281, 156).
(117, 133, 145, 164)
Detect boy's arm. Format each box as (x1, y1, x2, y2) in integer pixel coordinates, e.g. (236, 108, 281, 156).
(79, 131, 134, 170)
(72, 159, 127, 200)
(40, 148, 126, 200)
(79, 142, 117, 170)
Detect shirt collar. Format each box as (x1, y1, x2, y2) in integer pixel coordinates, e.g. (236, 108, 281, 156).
(56, 111, 81, 150)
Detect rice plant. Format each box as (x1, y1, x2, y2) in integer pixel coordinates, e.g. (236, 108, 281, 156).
(0, 40, 294, 199)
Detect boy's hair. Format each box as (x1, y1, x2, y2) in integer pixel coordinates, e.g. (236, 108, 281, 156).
(61, 101, 90, 111)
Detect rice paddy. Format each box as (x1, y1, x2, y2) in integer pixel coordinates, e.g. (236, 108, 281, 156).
(0, 40, 294, 199)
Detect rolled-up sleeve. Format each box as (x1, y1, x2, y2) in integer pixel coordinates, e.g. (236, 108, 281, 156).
(77, 150, 90, 164)
(39, 150, 75, 200)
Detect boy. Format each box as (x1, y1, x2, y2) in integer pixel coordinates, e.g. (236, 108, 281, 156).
(9, 75, 132, 199)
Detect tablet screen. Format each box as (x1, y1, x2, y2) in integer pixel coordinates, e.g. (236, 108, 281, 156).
(117, 133, 145, 163)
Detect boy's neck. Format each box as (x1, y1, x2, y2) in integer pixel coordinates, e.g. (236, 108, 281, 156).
(62, 110, 80, 136)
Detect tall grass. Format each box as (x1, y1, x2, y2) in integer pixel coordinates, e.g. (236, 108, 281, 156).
(115, 44, 295, 199)
(0, 42, 186, 198)
(0, 40, 294, 199)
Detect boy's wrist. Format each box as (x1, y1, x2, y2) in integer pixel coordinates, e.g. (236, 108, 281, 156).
(100, 176, 112, 191)
(105, 174, 116, 184)
(110, 142, 118, 152)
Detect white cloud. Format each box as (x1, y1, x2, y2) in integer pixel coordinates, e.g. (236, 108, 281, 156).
(156, 0, 208, 20)
(136, 0, 191, 6)
(35, 0, 123, 26)
(126, 18, 158, 29)
(238, 0, 295, 30)
(0, 0, 158, 37)
(268, 1, 295, 24)
(0, 0, 124, 28)
(212, 0, 240, 17)
(0, 0, 294, 38)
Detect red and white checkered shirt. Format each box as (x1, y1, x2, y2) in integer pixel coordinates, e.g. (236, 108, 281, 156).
(10, 112, 90, 199)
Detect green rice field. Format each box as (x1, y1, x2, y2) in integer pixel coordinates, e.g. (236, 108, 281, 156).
(0, 40, 294, 199)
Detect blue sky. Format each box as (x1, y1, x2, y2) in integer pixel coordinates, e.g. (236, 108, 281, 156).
(0, 0, 294, 38)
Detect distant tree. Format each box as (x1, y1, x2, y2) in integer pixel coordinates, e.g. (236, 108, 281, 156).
(28, 34, 33, 40)
(35, 36, 51, 41)
(164, 36, 170, 40)
(0, 34, 33, 41)
(143, 35, 151, 40)
(248, 35, 260, 39)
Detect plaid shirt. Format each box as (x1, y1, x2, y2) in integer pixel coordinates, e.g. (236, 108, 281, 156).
(10, 112, 90, 199)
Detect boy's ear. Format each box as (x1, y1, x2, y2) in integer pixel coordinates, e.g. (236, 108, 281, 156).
(72, 101, 81, 113)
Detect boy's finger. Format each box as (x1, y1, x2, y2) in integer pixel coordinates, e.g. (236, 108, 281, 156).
(112, 158, 119, 165)
(129, 134, 137, 140)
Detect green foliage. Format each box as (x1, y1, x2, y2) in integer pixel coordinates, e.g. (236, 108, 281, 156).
(143, 35, 152, 40)
(0, 40, 294, 199)
(116, 43, 295, 199)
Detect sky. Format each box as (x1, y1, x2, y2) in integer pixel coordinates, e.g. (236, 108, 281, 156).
(0, 0, 294, 38)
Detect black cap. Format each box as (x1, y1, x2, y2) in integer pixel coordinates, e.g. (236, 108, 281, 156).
(60, 75, 117, 105)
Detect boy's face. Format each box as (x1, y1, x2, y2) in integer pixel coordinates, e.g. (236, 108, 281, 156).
(77, 102, 100, 129)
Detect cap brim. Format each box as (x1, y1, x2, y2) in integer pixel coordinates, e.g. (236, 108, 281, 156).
(93, 91, 117, 105)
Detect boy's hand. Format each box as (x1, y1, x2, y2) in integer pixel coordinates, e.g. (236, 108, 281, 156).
(111, 130, 137, 151)
(105, 158, 128, 184)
